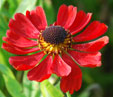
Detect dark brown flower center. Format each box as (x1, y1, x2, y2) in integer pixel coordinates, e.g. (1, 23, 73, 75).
(42, 26, 68, 44)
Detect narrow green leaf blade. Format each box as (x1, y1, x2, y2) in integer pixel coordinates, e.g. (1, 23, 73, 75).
(15, 0, 37, 14)
(23, 71, 41, 97)
(0, 64, 14, 79)
(40, 80, 64, 97)
(78, 92, 90, 97)
(0, 90, 6, 97)
(43, 0, 55, 25)
(0, 0, 6, 9)
(3, 76, 26, 97)
(0, 64, 26, 97)
(8, 0, 18, 15)
(66, 92, 71, 97)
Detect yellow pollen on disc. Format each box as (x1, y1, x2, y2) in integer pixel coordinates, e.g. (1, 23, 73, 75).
(38, 33, 72, 54)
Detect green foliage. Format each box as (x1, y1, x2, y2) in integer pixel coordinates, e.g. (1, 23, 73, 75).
(0, 90, 6, 97)
(14, 0, 37, 14)
(43, 0, 55, 25)
(0, 64, 25, 97)
(0, 0, 6, 9)
(23, 71, 41, 97)
(40, 80, 64, 97)
(3, 76, 26, 97)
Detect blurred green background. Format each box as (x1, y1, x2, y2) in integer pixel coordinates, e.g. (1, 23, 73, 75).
(0, 0, 113, 97)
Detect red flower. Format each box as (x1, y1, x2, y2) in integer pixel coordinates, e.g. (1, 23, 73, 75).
(2, 4, 109, 94)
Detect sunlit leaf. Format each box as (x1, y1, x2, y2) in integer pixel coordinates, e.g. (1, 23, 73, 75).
(0, 64, 26, 97)
(0, 0, 6, 9)
(40, 80, 64, 97)
(3, 76, 26, 97)
(0, 90, 6, 97)
(66, 92, 71, 97)
(0, 64, 14, 79)
(0, 14, 8, 29)
(8, 0, 18, 15)
(78, 92, 90, 97)
(36, 0, 43, 7)
(23, 71, 41, 97)
(14, 0, 37, 14)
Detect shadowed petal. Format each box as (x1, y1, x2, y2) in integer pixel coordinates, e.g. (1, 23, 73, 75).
(73, 21, 108, 42)
(3, 30, 38, 48)
(51, 54, 71, 77)
(60, 53, 82, 94)
(2, 43, 40, 55)
(9, 13, 40, 39)
(26, 6, 47, 31)
(72, 36, 109, 52)
(27, 55, 53, 82)
(69, 11, 92, 35)
(69, 50, 101, 68)
(57, 4, 77, 29)
(9, 52, 44, 71)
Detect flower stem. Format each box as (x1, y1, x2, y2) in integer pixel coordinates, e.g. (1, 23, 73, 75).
(66, 92, 71, 97)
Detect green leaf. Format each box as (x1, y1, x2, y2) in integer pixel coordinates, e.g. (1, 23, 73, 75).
(40, 80, 64, 97)
(0, 0, 6, 9)
(0, 64, 26, 97)
(0, 14, 8, 29)
(3, 76, 25, 97)
(23, 71, 41, 97)
(14, 0, 37, 14)
(0, 90, 6, 97)
(36, 0, 43, 7)
(78, 84, 102, 97)
(0, 64, 14, 79)
(0, 75, 5, 89)
(43, 0, 55, 25)
(78, 92, 90, 97)
(8, 0, 18, 15)
(66, 92, 71, 97)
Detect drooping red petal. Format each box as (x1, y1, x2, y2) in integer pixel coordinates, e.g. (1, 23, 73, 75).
(26, 6, 47, 31)
(73, 21, 108, 42)
(69, 11, 92, 35)
(2, 43, 40, 55)
(3, 30, 38, 48)
(72, 36, 109, 52)
(57, 4, 77, 29)
(27, 55, 53, 82)
(60, 53, 82, 94)
(69, 50, 101, 68)
(9, 13, 40, 39)
(51, 54, 71, 77)
(9, 52, 44, 71)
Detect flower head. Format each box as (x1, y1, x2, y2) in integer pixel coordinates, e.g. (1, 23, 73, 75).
(2, 4, 109, 94)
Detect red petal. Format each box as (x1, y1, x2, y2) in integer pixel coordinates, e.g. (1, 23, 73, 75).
(9, 52, 44, 71)
(51, 55, 71, 77)
(73, 21, 108, 42)
(26, 6, 47, 31)
(57, 4, 77, 29)
(27, 55, 53, 82)
(60, 53, 82, 94)
(2, 43, 40, 55)
(3, 30, 38, 48)
(72, 36, 109, 52)
(9, 13, 40, 39)
(69, 11, 92, 35)
(69, 50, 101, 67)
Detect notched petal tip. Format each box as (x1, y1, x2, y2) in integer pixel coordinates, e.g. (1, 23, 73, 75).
(9, 52, 44, 71)
(27, 55, 53, 82)
(51, 55, 71, 77)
